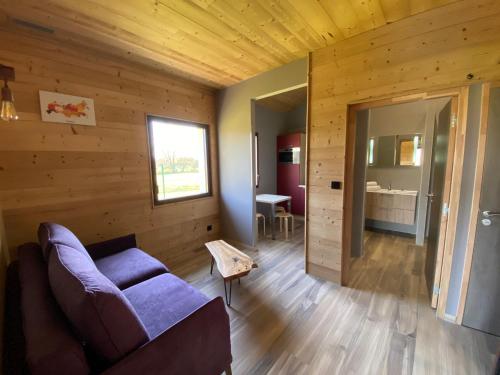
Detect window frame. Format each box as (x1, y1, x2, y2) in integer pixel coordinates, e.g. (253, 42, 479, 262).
(146, 114, 212, 206)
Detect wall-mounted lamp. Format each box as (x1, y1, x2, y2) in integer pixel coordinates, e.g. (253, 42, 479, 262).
(1, 65, 18, 121)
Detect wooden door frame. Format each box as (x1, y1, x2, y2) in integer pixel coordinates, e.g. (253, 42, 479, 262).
(430, 96, 459, 310)
(343, 87, 469, 321)
(455, 81, 499, 323)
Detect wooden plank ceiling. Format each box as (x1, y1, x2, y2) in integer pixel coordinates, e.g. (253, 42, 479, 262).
(256, 86, 307, 112)
(0, 0, 457, 88)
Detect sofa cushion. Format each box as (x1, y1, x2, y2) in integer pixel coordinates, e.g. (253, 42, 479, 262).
(48, 243, 149, 363)
(95, 248, 169, 289)
(38, 222, 92, 262)
(18, 243, 90, 375)
(123, 273, 210, 339)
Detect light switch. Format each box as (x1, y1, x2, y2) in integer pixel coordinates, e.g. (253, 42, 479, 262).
(331, 181, 342, 190)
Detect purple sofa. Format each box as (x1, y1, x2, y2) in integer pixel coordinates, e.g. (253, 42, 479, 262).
(8, 223, 232, 375)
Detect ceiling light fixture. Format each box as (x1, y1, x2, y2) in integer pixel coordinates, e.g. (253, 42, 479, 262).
(1, 65, 18, 122)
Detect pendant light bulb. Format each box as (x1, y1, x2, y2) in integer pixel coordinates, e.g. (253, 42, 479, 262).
(1, 81, 18, 121)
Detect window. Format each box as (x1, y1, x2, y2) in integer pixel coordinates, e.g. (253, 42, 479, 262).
(399, 139, 414, 165)
(147, 115, 211, 204)
(255, 132, 260, 187)
(397, 134, 422, 166)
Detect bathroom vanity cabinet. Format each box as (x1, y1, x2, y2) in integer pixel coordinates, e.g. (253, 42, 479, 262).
(365, 190, 417, 225)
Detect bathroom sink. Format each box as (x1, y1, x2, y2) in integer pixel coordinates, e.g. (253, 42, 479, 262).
(371, 189, 418, 196)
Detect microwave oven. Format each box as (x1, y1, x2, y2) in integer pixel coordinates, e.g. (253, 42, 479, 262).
(278, 147, 300, 164)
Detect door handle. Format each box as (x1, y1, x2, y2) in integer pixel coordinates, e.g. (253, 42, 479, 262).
(426, 193, 435, 198)
(483, 211, 500, 217)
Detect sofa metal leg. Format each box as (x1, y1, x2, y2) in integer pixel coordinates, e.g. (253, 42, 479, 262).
(210, 256, 215, 275)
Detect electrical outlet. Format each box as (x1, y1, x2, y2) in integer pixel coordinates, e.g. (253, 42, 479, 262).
(207, 224, 213, 232)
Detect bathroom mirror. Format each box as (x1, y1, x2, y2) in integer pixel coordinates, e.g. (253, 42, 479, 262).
(368, 134, 422, 168)
(377, 135, 397, 167)
(368, 135, 396, 167)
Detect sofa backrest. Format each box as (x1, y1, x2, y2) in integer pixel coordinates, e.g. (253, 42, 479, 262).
(48, 242, 149, 364)
(38, 222, 92, 262)
(18, 243, 90, 375)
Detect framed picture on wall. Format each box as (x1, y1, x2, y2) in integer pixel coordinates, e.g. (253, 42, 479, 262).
(39, 90, 96, 126)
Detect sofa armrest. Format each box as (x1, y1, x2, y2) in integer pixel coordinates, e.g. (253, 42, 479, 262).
(102, 297, 232, 375)
(85, 234, 137, 260)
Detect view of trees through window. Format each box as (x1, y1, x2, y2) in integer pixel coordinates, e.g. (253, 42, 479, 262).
(148, 116, 210, 203)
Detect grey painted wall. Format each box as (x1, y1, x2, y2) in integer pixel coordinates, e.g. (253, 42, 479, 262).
(366, 101, 427, 235)
(254, 100, 307, 218)
(367, 101, 427, 190)
(254, 103, 286, 196)
(217, 58, 308, 246)
(445, 84, 482, 317)
(255, 99, 307, 197)
(285, 101, 307, 132)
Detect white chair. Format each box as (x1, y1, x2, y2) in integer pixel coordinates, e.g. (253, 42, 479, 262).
(256, 212, 266, 237)
(275, 206, 286, 214)
(276, 211, 294, 240)
(274, 206, 285, 226)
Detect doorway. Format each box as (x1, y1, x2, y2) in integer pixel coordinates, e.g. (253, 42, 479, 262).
(344, 91, 465, 313)
(251, 84, 308, 259)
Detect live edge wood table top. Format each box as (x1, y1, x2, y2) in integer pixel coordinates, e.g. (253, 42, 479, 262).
(205, 240, 258, 306)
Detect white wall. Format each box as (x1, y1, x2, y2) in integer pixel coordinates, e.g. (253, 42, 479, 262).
(217, 58, 308, 246)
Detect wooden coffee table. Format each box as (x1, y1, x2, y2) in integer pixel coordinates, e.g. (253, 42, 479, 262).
(205, 240, 258, 306)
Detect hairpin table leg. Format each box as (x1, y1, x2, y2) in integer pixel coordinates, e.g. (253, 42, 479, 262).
(223, 279, 232, 306)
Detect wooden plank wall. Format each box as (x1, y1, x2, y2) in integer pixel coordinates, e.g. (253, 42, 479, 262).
(0, 28, 220, 267)
(307, 0, 500, 283)
(0, 208, 7, 369)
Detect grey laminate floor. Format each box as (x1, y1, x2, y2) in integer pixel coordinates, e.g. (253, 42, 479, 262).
(173, 222, 499, 375)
